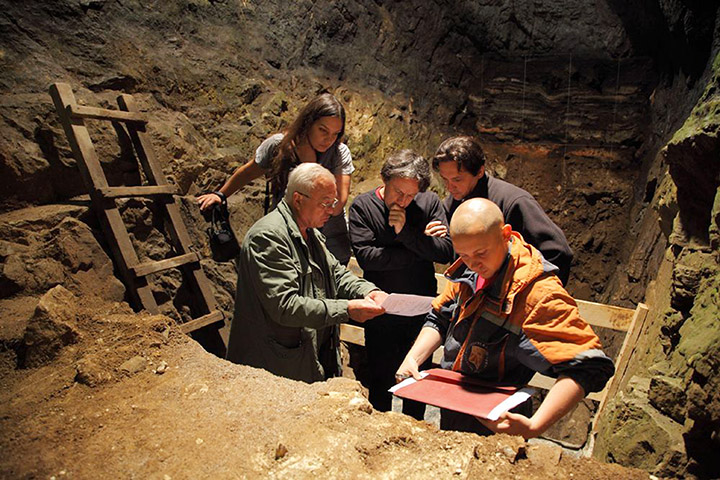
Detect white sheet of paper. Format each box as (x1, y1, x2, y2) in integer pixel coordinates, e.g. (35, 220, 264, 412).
(388, 371, 430, 393)
(381, 293, 435, 317)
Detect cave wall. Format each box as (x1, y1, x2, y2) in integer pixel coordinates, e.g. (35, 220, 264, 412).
(593, 6, 720, 479)
(1, 1, 720, 477)
(1, 0, 663, 306)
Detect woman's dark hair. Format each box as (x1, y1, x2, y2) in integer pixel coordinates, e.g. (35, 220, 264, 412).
(380, 150, 431, 192)
(432, 136, 485, 176)
(270, 93, 346, 197)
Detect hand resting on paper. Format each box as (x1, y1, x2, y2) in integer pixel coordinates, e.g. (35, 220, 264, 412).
(395, 355, 422, 382)
(477, 375, 586, 439)
(394, 327, 443, 382)
(476, 411, 535, 438)
(348, 297, 385, 323)
(366, 290, 389, 307)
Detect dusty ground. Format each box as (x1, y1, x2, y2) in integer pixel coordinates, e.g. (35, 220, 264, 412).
(0, 287, 653, 479)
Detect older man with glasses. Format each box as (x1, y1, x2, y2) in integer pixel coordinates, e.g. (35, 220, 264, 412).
(226, 163, 388, 383)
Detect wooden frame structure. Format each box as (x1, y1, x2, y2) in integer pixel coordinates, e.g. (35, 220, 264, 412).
(49, 83, 224, 335)
(342, 257, 649, 449)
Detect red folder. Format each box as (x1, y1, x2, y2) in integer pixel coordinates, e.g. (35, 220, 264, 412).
(390, 368, 534, 420)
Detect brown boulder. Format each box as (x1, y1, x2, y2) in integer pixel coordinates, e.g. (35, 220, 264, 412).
(19, 286, 81, 368)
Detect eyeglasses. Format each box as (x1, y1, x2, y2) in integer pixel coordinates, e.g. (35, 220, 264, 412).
(297, 191, 339, 210)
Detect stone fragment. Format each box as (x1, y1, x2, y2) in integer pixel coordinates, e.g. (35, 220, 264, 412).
(75, 356, 114, 387)
(348, 394, 373, 414)
(119, 356, 146, 375)
(526, 443, 562, 468)
(155, 361, 168, 374)
(648, 375, 687, 424)
(275, 443, 288, 460)
(19, 286, 80, 368)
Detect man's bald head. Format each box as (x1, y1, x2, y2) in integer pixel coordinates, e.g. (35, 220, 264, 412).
(449, 198, 512, 279)
(450, 198, 505, 237)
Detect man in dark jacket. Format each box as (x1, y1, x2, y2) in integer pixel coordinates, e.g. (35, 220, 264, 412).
(432, 136, 573, 285)
(226, 163, 387, 383)
(349, 150, 454, 419)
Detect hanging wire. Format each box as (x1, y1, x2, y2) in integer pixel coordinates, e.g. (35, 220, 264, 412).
(610, 57, 621, 157)
(562, 53, 572, 183)
(521, 54, 528, 140)
(479, 53, 485, 107)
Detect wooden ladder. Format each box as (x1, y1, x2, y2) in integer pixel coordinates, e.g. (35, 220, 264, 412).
(49, 82, 224, 336)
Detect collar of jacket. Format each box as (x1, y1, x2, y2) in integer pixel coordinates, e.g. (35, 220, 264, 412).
(277, 199, 304, 239)
(442, 231, 547, 315)
(468, 172, 489, 200)
(276, 198, 330, 279)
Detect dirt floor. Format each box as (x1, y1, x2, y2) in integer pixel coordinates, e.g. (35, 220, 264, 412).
(0, 287, 655, 479)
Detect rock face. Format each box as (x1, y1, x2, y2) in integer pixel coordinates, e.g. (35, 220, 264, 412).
(0, 204, 125, 302)
(594, 46, 720, 480)
(1, 0, 720, 477)
(0, 0, 663, 302)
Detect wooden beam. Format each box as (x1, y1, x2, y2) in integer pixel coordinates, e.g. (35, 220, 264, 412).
(591, 303, 650, 435)
(576, 299, 635, 331)
(340, 324, 365, 346)
(179, 310, 225, 334)
(68, 104, 147, 124)
(130, 252, 201, 278)
(97, 185, 178, 199)
(528, 373, 603, 402)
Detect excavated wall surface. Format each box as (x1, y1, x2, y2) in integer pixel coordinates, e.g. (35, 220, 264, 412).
(1, 1, 719, 478)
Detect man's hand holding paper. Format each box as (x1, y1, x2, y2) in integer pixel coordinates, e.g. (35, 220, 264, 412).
(380, 293, 434, 317)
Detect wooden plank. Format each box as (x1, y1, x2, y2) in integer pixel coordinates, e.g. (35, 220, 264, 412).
(50, 84, 110, 189)
(116, 95, 167, 185)
(591, 303, 650, 436)
(69, 104, 147, 124)
(347, 257, 364, 277)
(97, 185, 178, 199)
(340, 323, 446, 365)
(131, 252, 201, 277)
(437, 270, 636, 331)
(529, 373, 603, 402)
(576, 299, 635, 331)
(340, 324, 365, 346)
(179, 310, 225, 334)
(49, 83, 158, 313)
(431, 346, 443, 365)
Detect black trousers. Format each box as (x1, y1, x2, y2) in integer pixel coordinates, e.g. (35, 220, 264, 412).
(364, 313, 432, 421)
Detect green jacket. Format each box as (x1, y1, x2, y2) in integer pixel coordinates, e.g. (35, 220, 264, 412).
(226, 199, 377, 382)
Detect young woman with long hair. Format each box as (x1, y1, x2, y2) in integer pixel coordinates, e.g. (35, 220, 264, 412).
(197, 92, 354, 264)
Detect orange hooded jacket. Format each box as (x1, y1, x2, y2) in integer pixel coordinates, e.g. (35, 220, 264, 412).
(425, 232, 614, 394)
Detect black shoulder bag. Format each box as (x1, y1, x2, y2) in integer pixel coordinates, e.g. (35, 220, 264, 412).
(202, 192, 240, 262)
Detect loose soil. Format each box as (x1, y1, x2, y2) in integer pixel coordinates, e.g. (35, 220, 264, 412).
(0, 288, 651, 479)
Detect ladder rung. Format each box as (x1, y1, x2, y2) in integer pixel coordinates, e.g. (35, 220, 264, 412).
(68, 104, 148, 124)
(179, 310, 225, 334)
(97, 185, 178, 199)
(131, 252, 200, 277)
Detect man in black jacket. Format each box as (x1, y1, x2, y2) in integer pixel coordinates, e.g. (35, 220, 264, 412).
(349, 150, 454, 419)
(432, 136, 574, 285)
